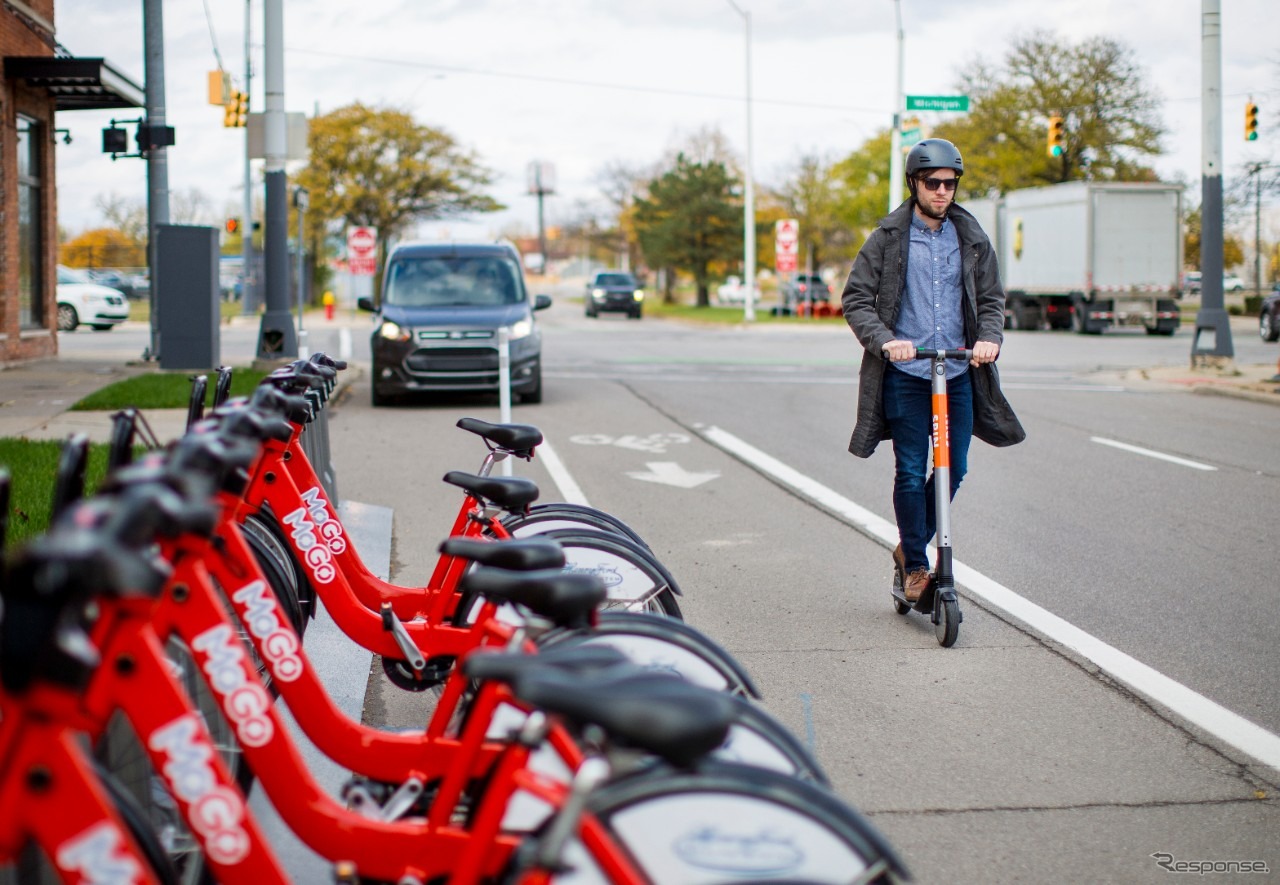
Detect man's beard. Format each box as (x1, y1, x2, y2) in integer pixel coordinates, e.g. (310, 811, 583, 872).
(914, 192, 949, 220)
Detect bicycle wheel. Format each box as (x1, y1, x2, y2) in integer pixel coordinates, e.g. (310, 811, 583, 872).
(497, 504, 652, 551)
(477, 692, 827, 836)
(8, 764, 182, 885)
(241, 508, 315, 628)
(537, 529, 681, 618)
(536, 612, 757, 698)
(543, 761, 907, 884)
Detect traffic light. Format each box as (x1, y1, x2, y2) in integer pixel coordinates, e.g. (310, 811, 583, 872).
(225, 218, 240, 235)
(1245, 100, 1259, 141)
(223, 91, 248, 128)
(1047, 115, 1065, 158)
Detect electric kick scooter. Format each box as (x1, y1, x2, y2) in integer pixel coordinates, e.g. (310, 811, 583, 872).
(890, 347, 970, 648)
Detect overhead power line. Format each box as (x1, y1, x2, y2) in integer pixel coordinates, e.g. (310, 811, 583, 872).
(284, 45, 888, 117)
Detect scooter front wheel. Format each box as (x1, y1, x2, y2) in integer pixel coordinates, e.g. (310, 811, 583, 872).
(935, 594, 960, 647)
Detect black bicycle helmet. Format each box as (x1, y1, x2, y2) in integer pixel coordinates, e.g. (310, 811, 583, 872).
(905, 138, 964, 177)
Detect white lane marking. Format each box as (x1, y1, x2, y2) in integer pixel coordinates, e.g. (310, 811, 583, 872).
(702, 424, 1280, 772)
(626, 461, 720, 488)
(537, 439, 591, 506)
(1090, 437, 1218, 471)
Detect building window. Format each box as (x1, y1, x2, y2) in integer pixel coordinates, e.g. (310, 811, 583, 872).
(17, 115, 44, 329)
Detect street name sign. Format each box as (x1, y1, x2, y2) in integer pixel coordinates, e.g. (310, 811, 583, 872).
(906, 95, 970, 112)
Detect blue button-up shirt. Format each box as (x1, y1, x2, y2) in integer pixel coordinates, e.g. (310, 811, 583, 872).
(892, 213, 967, 381)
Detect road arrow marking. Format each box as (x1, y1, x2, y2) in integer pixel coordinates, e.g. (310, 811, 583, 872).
(626, 461, 719, 489)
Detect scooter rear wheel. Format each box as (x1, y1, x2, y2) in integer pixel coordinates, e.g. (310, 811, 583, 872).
(935, 595, 960, 647)
(891, 564, 911, 615)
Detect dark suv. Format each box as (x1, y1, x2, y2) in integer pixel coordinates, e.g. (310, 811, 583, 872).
(585, 271, 644, 319)
(358, 242, 550, 406)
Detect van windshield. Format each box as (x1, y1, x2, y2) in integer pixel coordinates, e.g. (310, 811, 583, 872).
(384, 256, 524, 307)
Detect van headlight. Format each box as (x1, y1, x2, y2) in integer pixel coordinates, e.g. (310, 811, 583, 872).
(378, 321, 411, 342)
(509, 319, 533, 340)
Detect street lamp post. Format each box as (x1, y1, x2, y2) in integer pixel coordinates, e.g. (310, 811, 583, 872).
(726, 0, 755, 322)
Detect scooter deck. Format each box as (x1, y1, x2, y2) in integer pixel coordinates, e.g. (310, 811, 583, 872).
(891, 567, 937, 615)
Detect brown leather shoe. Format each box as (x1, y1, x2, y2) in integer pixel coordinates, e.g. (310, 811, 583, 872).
(903, 568, 931, 603)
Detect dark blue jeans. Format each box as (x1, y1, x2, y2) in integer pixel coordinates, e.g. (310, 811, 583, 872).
(882, 366, 973, 573)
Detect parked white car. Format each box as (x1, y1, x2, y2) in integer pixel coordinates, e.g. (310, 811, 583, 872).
(715, 275, 761, 306)
(56, 265, 130, 331)
(1222, 274, 1246, 293)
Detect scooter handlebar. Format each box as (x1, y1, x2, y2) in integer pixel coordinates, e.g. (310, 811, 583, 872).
(913, 348, 972, 361)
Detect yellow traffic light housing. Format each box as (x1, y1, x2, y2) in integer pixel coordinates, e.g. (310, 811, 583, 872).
(1047, 115, 1065, 158)
(1245, 100, 1259, 142)
(223, 90, 248, 128)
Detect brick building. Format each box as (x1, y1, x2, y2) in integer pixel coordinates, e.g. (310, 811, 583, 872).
(1, 0, 141, 363)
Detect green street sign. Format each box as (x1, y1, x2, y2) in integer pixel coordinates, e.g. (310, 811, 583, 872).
(906, 95, 970, 113)
(901, 128, 921, 144)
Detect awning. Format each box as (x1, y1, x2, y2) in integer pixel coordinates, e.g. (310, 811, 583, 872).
(4, 56, 144, 111)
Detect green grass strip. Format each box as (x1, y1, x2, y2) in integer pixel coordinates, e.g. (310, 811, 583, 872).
(0, 438, 119, 548)
(71, 368, 269, 411)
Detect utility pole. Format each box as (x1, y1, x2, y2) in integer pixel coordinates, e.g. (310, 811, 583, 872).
(1250, 163, 1267, 295)
(241, 0, 256, 315)
(888, 0, 905, 212)
(256, 0, 297, 359)
(725, 0, 755, 321)
(1191, 0, 1234, 366)
(141, 0, 169, 362)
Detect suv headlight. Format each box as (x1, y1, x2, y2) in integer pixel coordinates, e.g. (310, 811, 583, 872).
(633, 289, 644, 302)
(592, 288, 605, 300)
(378, 321, 411, 342)
(509, 319, 533, 340)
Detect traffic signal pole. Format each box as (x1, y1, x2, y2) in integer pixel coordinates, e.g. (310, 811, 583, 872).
(1191, 0, 1234, 365)
(142, 0, 169, 362)
(241, 0, 256, 315)
(256, 0, 297, 359)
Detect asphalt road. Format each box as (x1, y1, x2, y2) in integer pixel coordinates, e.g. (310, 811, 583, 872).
(59, 305, 1280, 882)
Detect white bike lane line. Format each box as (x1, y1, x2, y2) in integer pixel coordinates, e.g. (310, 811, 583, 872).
(698, 424, 1280, 774)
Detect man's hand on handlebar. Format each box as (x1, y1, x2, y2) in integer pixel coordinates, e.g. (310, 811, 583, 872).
(882, 340, 916, 362)
(971, 341, 999, 367)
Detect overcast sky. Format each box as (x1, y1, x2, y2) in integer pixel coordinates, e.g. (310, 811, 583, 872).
(52, 0, 1277, 245)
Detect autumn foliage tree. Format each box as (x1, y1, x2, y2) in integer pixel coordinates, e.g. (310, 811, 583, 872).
(296, 103, 503, 292)
(59, 228, 145, 269)
(931, 31, 1165, 195)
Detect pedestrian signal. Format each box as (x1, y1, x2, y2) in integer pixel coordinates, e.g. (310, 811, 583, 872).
(1047, 115, 1065, 158)
(225, 218, 240, 235)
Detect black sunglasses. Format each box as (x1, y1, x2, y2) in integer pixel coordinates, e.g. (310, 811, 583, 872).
(919, 176, 959, 193)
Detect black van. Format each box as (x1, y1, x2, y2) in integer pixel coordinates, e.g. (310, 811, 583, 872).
(358, 241, 551, 406)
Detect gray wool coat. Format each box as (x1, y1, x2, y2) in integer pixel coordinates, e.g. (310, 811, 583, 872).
(840, 199, 1026, 458)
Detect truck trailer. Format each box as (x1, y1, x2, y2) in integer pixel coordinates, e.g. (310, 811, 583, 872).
(967, 181, 1183, 335)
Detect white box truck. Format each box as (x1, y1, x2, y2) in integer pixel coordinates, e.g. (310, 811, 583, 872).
(980, 181, 1183, 335)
